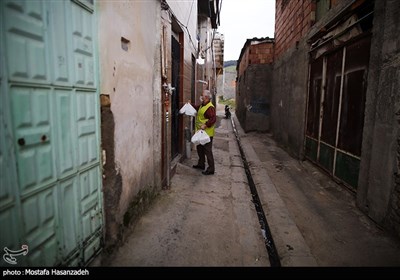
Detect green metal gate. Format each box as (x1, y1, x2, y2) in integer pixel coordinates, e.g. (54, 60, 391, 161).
(0, 0, 103, 266)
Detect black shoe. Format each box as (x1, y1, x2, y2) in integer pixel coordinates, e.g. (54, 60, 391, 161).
(193, 165, 205, 170)
(202, 170, 214, 175)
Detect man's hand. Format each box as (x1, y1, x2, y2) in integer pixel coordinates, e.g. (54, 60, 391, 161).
(200, 124, 207, 130)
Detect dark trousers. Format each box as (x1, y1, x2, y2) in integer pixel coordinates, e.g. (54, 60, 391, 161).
(196, 137, 214, 172)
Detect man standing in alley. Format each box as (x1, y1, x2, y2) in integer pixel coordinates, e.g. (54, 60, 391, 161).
(191, 89, 216, 175)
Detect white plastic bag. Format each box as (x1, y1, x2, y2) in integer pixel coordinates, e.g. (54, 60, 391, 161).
(179, 103, 197, 116)
(178, 103, 187, 114)
(191, 130, 210, 145)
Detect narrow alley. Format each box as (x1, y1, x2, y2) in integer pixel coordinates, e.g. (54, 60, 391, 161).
(1, 0, 399, 271)
(95, 108, 400, 267)
(100, 112, 270, 266)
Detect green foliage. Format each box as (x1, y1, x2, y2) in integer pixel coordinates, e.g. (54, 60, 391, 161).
(224, 65, 237, 73)
(223, 60, 237, 67)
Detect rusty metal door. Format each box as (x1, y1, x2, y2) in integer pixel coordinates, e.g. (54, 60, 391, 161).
(305, 36, 371, 190)
(0, 0, 103, 266)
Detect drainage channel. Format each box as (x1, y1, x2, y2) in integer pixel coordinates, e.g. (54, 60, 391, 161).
(230, 116, 281, 267)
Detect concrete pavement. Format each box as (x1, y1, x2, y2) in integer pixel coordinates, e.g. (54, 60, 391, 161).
(234, 115, 400, 266)
(100, 114, 270, 266)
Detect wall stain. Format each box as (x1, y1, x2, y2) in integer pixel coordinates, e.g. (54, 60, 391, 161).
(100, 94, 161, 263)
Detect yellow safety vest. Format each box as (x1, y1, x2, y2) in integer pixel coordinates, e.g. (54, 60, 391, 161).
(196, 101, 215, 137)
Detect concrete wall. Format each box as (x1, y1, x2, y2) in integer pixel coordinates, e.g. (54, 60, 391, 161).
(97, 0, 162, 247)
(237, 64, 273, 133)
(262, 0, 314, 156)
(357, 0, 400, 237)
(270, 41, 309, 158)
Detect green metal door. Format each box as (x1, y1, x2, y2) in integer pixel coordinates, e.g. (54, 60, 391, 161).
(0, 0, 103, 266)
(305, 36, 372, 190)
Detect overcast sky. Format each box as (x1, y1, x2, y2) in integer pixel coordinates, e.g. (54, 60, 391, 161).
(218, 0, 276, 61)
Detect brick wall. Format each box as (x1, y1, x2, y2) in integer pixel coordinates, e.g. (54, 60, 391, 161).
(238, 41, 274, 77)
(275, 0, 346, 58)
(248, 43, 274, 64)
(274, 0, 314, 58)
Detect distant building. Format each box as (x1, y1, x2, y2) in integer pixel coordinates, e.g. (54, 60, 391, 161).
(236, 37, 274, 132)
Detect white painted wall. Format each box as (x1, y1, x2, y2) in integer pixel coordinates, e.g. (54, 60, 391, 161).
(167, 0, 198, 55)
(98, 0, 162, 219)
